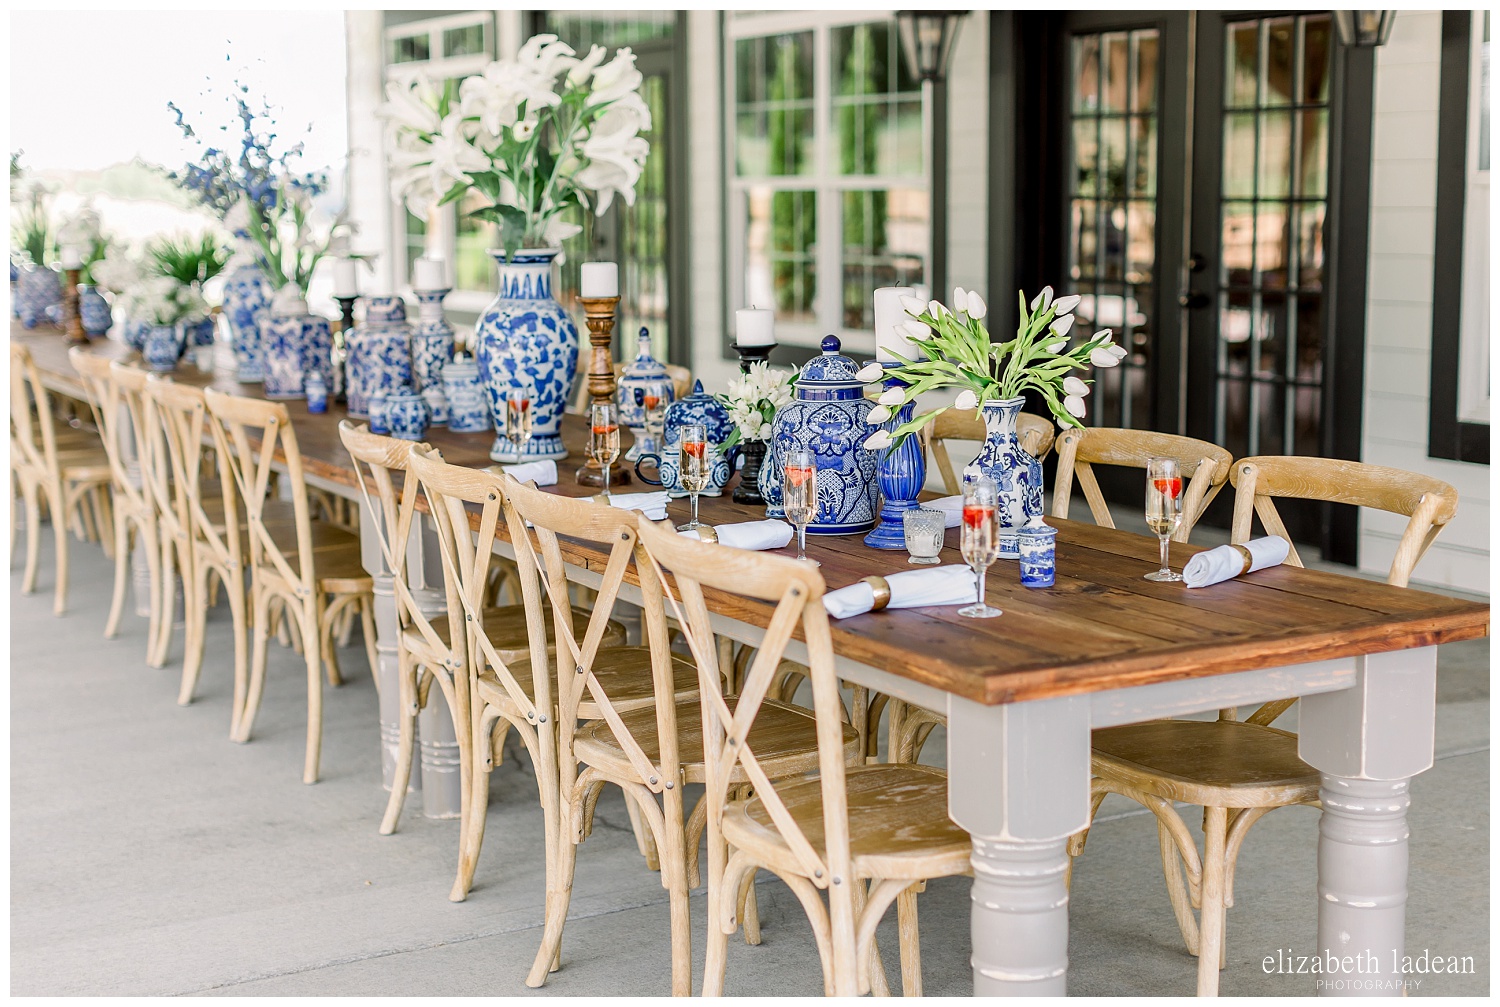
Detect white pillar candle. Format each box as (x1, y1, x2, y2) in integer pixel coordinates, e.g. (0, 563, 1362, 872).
(735, 307, 776, 347)
(874, 286, 918, 362)
(332, 257, 359, 297)
(412, 256, 446, 291)
(580, 261, 619, 298)
(60, 245, 84, 270)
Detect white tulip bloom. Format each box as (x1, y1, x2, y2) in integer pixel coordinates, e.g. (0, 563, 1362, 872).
(1030, 285, 1054, 313)
(1064, 394, 1087, 418)
(899, 294, 928, 316)
(867, 404, 892, 424)
(1053, 293, 1082, 316)
(897, 320, 932, 340)
(856, 361, 885, 382)
(966, 290, 987, 319)
(877, 387, 905, 406)
(954, 389, 979, 411)
(1043, 341, 1066, 354)
(863, 430, 893, 451)
(1092, 327, 1114, 344)
(1050, 314, 1075, 337)
(953, 286, 968, 309)
(1062, 375, 1090, 397)
(1090, 346, 1122, 367)
(1108, 344, 1128, 360)
(927, 299, 949, 318)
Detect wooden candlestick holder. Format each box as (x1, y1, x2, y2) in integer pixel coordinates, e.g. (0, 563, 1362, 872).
(576, 294, 629, 488)
(62, 268, 87, 344)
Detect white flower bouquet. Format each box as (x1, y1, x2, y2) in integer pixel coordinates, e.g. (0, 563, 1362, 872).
(716, 362, 796, 448)
(380, 33, 651, 255)
(861, 285, 1127, 451)
(125, 276, 208, 327)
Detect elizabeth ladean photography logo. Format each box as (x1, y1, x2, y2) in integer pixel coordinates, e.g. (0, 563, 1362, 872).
(1263, 947, 1475, 992)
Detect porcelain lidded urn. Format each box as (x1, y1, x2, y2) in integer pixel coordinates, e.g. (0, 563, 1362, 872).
(615, 326, 675, 461)
(411, 287, 455, 426)
(345, 295, 413, 419)
(769, 335, 879, 535)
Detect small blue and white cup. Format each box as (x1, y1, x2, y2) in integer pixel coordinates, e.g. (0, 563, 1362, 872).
(1018, 520, 1057, 589)
(305, 371, 328, 414)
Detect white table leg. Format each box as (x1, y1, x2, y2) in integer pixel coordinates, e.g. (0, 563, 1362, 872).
(1300, 647, 1437, 998)
(947, 694, 1092, 996)
(369, 572, 414, 796)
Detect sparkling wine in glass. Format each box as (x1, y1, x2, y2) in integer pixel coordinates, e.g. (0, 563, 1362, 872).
(782, 449, 819, 566)
(677, 423, 709, 531)
(958, 475, 1003, 618)
(589, 402, 622, 497)
(1144, 457, 1184, 582)
(505, 381, 535, 456)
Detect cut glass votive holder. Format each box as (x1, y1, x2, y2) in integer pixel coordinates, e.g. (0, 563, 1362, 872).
(903, 507, 945, 565)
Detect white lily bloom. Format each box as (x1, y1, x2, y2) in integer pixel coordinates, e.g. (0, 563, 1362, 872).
(855, 361, 885, 382)
(428, 113, 490, 188)
(1090, 347, 1122, 367)
(877, 387, 905, 406)
(899, 294, 928, 316)
(380, 74, 442, 136)
(954, 389, 979, 411)
(1053, 293, 1082, 316)
(867, 404, 892, 424)
(1050, 314, 1075, 337)
(1062, 375, 1090, 397)
(589, 47, 643, 106)
(1064, 394, 1087, 418)
(863, 430, 893, 451)
(567, 44, 608, 86)
(542, 216, 583, 247)
(516, 33, 578, 80)
(966, 290, 987, 319)
(1030, 285, 1054, 313)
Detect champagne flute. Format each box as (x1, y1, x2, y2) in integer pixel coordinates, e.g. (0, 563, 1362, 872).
(1144, 456, 1184, 582)
(677, 423, 709, 531)
(644, 384, 668, 452)
(505, 380, 535, 457)
(957, 475, 1003, 618)
(589, 402, 622, 497)
(782, 449, 819, 566)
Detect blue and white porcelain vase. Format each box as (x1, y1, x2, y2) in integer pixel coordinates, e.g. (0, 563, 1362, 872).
(758, 451, 785, 519)
(442, 354, 490, 434)
(9, 259, 18, 317)
(16, 265, 62, 329)
(262, 295, 332, 401)
(662, 380, 733, 452)
(1018, 517, 1057, 588)
(345, 295, 413, 420)
(769, 336, 880, 535)
(187, 314, 217, 346)
(123, 317, 152, 352)
(411, 288, 455, 426)
(143, 323, 185, 372)
(305, 370, 329, 414)
(222, 260, 273, 382)
(971, 397, 1046, 559)
(368, 392, 390, 436)
(616, 327, 675, 461)
(473, 249, 579, 462)
(863, 368, 927, 549)
(384, 387, 430, 442)
(78, 284, 112, 337)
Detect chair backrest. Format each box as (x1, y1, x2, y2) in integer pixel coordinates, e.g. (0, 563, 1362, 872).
(502, 477, 679, 793)
(920, 408, 1056, 495)
(1230, 456, 1458, 588)
(68, 349, 140, 507)
(1052, 426, 1233, 542)
(148, 377, 243, 572)
(10, 343, 59, 480)
(203, 388, 316, 593)
(634, 517, 859, 988)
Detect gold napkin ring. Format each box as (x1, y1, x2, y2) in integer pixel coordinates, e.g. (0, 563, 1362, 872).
(1230, 544, 1254, 575)
(861, 575, 892, 612)
(696, 525, 719, 544)
(592, 493, 610, 505)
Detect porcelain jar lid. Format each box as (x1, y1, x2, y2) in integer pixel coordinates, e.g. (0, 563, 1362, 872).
(663, 379, 733, 445)
(796, 335, 864, 400)
(364, 295, 408, 324)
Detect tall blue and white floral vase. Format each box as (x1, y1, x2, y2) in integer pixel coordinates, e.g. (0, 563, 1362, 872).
(970, 397, 1046, 559)
(222, 260, 273, 382)
(473, 249, 579, 462)
(262, 292, 332, 400)
(411, 287, 455, 426)
(344, 295, 413, 420)
(16, 265, 62, 329)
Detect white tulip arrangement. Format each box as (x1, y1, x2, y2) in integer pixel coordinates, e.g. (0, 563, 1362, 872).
(380, 34, 651, 256)
(716, 362, 797, 448)
(861, 285, 1126, 451)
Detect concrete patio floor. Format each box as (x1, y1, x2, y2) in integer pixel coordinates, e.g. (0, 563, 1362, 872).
(10, 532, 1490, 996)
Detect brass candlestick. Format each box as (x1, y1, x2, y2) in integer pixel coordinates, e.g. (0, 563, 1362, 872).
(62, 267, 87, 344)
(576, 294, 629, 487)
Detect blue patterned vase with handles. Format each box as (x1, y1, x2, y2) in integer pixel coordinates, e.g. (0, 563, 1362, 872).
(142, 323, 185, 371)
(863, 366, 928, 549)
(411, 287, 455, 426)
(78, 284, 112, 337)
(970, 396, 1045, 559)
(262, 292, 330, 400)
(221, 259, 273, 382)
(473, 248, 578, 463)
(345, 295, 413, 419)
(384, 387, 430, 442)
(634, 438, 739, 499)
(769, 335, 880, 535)
(616, 327, 675, 461)
(16, 265, 62, 329)
(442, 354, 491, 434)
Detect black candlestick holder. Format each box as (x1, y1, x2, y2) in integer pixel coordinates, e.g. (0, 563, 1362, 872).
(332, 295, 358, 406)
(730, 341, 774, 374)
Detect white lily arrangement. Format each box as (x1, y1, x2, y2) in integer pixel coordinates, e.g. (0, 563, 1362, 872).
(125, 275, 209, 327)
(860, 285, 1127, 451)
(380, 33, 651, 256)
(716, 362, 796, 449)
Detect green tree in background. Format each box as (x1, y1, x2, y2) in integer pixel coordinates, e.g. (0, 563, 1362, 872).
(769, 36, 813, 316)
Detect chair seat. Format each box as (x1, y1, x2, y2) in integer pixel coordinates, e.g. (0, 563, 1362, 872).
(724, 764, 972, 881)
(475, 645, 698, 722)
(404, 605, 625, 666)
(1091, 719, 1321, 808)
(252, 522, 373, 594)
(573, 695, 856, 785)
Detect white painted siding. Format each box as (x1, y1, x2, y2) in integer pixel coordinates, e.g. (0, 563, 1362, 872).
(1361, 9, 1489, 594)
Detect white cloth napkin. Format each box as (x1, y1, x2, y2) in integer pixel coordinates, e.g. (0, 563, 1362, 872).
(680, 519, 793, 551)
(823, 564, 979, 620)
(502, 460, 558, 487)
(1183, 536, 1291, 589)
(605, 491, 670, 522)
(930, 495, 964, 529)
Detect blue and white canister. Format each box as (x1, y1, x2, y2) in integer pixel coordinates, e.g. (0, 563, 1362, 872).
(78, 284, 113, 337)
(345, 295, 413, 419)
(305, 370, 329, 414)
(442, 354, 490, 434)
(411, 287, 455, 426)
(123, 317, 152, 352)
(16, 265, 62, 329)
(384, 388, 430, 442)
(1018, 518, 1058, 588)
(616, 327, 675, 461)
(368, 392, 390, 436)
(142, 323, 184, 371)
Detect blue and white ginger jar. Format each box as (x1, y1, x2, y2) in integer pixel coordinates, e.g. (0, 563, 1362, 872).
(616, 327, 675, 461)
(222, 261, 273, 382)
(16, 265, 62, 329)
(78, 284, 112, 337)
(442, 354, 490, 434)
(262, 295, 332, 401)
(473, 249, 579, 462)
(123, 317, 152, 352)
(384, 387, 430, 442)
(971, 397, 1045, 559)
(411, 288, 455, 426)
(345, 295, 413, 419)
(769, 335, 879, 535)
(142, 323, 185, 372)
(662, 379, 733, 450)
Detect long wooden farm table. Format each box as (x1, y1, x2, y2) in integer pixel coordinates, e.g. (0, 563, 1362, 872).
(23, 326, 1490, 996)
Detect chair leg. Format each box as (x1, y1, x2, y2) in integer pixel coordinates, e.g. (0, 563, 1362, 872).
(1160, 820, 1201, 956)
(623, 789, 661, 871)
(451, 715, 497, 902)
(701, 833, 732, 997)
(178, 559, 210, 706)
(226, 571, 250, 737)
(380, 652, 419, 836)
(237, 587, 273, 744)
(526, 736, 572, 987)
(359, 595, 379, 682)
(104, 507, 130, 639)
(302, 598, 324, 784)
(896, 883, 922, 996)
(320, 597, 345, 688)
(1196, 806, 1229, 996)
(51, 484, 69, 615)
(21, 480, 41, 595)
(738, 869, 762, 946)
(149, 531, 175, 668)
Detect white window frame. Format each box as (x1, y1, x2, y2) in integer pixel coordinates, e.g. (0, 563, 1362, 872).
(1457, 10, 1489, 424)
(383, 11, 495, 312)
(724, 11, 931, 354)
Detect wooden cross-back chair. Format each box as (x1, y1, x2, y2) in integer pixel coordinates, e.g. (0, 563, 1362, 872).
(919, 408, 1057, 495)
(68, 350, 163, 655)
(203, 388, 376, 783)
(635, 519, 973, 996)
(12, 343, 113, 615)
(1075, 455, 1460, 996)
(146, 377, 254, 724)
(1051, 426, 1233, 542)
